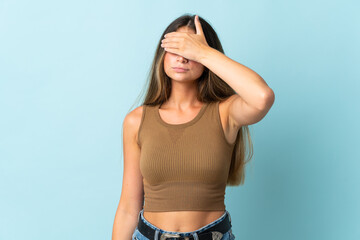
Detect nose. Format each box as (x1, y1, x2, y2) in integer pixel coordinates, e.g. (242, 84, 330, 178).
(176, 55, 188, 63)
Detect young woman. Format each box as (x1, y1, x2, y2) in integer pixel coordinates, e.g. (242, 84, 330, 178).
(112, 14, 275, 240)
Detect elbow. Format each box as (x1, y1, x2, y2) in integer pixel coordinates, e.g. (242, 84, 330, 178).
(259, 88, 275, 110)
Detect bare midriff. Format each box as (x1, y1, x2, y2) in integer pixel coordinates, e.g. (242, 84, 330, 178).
(143, 210, 226, 232)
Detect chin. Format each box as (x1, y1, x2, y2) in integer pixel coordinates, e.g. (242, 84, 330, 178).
(171, 77, 197, 82)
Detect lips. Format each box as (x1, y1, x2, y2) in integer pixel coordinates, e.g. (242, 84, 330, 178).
(172, 67, 188, 70)
(172, 67, 189, 73)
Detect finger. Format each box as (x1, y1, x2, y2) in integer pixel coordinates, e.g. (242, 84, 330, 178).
(163, 46, 179, 55)
(161, 41, 179, 50)
(164, 31, 183, 38)
(194, 15, 204, 36)
(162, 37, 181, 44)
(161, 39, 181, 50)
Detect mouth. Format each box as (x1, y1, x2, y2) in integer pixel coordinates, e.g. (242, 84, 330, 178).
(173, 67, 188, 70)
(172, 67, 189, 72)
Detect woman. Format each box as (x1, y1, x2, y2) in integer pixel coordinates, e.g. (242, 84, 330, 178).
(112, 14, 275, 240)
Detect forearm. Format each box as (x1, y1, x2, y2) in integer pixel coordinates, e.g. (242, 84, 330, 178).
(112, 208, 139, 240)
(199, 46, 273, 109)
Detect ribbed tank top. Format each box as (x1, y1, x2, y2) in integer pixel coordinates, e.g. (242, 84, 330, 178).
(137, 101, 236, 211)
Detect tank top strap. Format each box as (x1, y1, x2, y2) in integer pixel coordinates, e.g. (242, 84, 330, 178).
(200, 100, 218, 123)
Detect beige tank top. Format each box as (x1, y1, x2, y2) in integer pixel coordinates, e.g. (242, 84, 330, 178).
(137, 101, 236, 211)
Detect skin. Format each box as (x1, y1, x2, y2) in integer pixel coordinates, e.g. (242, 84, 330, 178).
(112, 15, 275, 237)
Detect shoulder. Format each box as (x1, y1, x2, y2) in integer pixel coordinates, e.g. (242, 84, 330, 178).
(123, 105, 145, 139)
(217, 95, 240, 144)
(218, 94, 237, 120)
(218, 94, 238, 107)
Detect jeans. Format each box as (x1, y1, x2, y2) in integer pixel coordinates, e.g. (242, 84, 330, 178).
(132, 209, 235, 240)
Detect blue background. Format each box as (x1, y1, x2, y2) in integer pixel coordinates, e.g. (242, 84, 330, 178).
(1, 0, 359, 239)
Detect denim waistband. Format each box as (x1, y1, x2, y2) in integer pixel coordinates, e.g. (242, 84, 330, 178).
(137, 209, 231, 237)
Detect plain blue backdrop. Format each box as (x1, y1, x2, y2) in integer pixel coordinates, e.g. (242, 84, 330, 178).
(0, 0, 359, 239)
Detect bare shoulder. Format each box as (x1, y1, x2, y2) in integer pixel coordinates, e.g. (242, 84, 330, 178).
(218, 94, 238, 110)
(218, 95, 239, 145)
(123, 105, 144, 143)
(218, 94, 238, 125)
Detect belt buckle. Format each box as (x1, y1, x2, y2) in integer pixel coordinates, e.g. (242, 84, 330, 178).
(211, 231, 223, 240)
(160, 232, 182, 240)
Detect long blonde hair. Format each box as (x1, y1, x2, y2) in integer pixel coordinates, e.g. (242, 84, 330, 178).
(130, 14, 253, 186)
